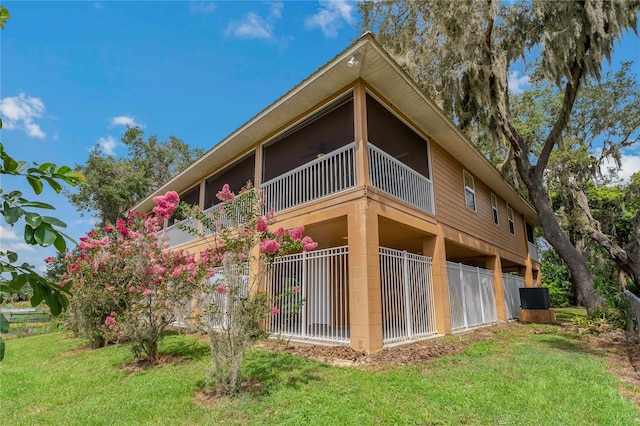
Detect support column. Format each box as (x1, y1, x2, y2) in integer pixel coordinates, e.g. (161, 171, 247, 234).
(347, 201, 383, 353)
(486, 255, 507, 321)
(524, 257, 535, 287)
(353, 80, 370, 187)
(423, 233, 452, 335)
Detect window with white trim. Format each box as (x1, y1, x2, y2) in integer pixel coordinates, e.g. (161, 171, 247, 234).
(507, 205, 515, 235)
(463, 171, 476, 211)
(491, 193, 499, 225)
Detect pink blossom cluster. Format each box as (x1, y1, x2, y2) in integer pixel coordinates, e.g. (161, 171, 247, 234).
(153, 191, 180, 220)
(259, 238, 280, 255)
(216, 184, 236, 202)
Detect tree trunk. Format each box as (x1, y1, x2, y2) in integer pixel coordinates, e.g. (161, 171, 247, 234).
(526, 174, 603, 314)
(572, 186, 640, 290)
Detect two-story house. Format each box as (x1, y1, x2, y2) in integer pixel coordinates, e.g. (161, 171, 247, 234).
(134, 33, 540, 353)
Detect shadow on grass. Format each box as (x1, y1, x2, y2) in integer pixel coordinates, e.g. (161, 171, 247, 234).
(160, 336, 210, 361)
(242, 349, 326, 394)
(534, 333, 601, 357)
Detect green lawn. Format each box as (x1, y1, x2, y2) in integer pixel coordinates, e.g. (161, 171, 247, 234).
(1, 325, 638, 425)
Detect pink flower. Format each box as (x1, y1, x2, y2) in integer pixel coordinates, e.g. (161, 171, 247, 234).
(153, 191, 180, 220)
(301, 236, 318, 252)
(274, 227, 285, 237)
(103, 226, 113, 233)
(293, 285, 301, 293)
(215, 283, 227, 294)
(143, 288, 153, 297)
(260, 238, 280, 255)
(44, 256, 55, 264)
(256, 217, 269, 232)
(271, 306, 280, 314)
(288, 226, 304, 242)
(116, 218, 129, 236)
(216, 184, 235, 202)
(105, 316, 116, 327)
(106, 286, 115, 292)
(69, 263, 80, 273)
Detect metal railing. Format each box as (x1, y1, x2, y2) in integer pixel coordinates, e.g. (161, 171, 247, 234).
(380, 247, 437, 344)
(261, 143, 356, 213)
(502, 273, 525, 319)
(368, 144, 435, 214)
(528, 242, 539, 263)
(201, 191, 255, 235)
(160, 217, 198, 248)
(447, 262, 497, 331)
(265, 246, 350, 344)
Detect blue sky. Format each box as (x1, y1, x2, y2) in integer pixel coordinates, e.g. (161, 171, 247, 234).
(1, 1, 639, 275)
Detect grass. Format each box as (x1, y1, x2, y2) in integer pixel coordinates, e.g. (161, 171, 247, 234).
(1, 325, 638, 425)
(555, 306, 589, 322)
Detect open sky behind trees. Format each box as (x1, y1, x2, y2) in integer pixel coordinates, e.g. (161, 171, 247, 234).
(1, 1, 639, 274)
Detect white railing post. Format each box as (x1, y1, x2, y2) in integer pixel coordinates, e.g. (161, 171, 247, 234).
(402, 251, 413, 339)
(477, 266, 485, 324)
(459, 263, 468, 330)
(301, 250, 308, 338)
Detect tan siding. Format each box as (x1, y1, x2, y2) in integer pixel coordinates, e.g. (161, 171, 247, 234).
(431, 142, 528, 259)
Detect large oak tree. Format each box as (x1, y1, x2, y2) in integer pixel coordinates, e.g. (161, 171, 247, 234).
(360, 0, 640, 313)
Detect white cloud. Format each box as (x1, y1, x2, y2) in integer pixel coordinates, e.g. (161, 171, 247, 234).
(189, 1, 216, 15)
(305, 0, 354, 39)
(110, 115, 144, 128)
(0, 93, 46, 138)
(601, 152, 640, 183)
(269, 2, 283, 19)
(0, 225, 36, 254)
(508, 71, 530, 95)
(98, 135, 118, 156)
(617, 153, 640, 182)
(93, 2, 103, 10)
(226, 12, 274, 40)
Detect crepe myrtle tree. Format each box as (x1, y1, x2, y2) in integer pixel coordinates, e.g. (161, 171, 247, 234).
(61, 192, 208, 360)
(180, 183, 317, 395)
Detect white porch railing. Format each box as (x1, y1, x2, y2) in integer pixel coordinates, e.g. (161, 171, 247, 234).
(265, 246, 350, 344)
(261, 143, 356, 213)
(160, 218, 198, 248)
(447, 262, 497, 331)
(528, 242, 539, 263)
(380, 247, 437, 344)
(201, 191, 255, 235)
(207, 264, 250, 330)
(502, 273, 525, 319)
(368, 144, 435, 214)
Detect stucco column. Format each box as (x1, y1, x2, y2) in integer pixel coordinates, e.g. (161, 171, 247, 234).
(423, 233, 452, 335)
(486, 255, 507, 321)
(347, 201, 383, 353)
(523, 257, 535, 287)
(353, 80, 370, 187)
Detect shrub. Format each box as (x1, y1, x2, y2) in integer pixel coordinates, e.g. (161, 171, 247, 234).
(62, 192, 208, 360)
(183, 184, 316, 395)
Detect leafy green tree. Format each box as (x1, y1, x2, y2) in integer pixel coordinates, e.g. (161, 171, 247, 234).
(0, 122, 84, 359)
(541, 249, 573, 307)
(360, 0, 640, 313)
(67, 126, 203, 226)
